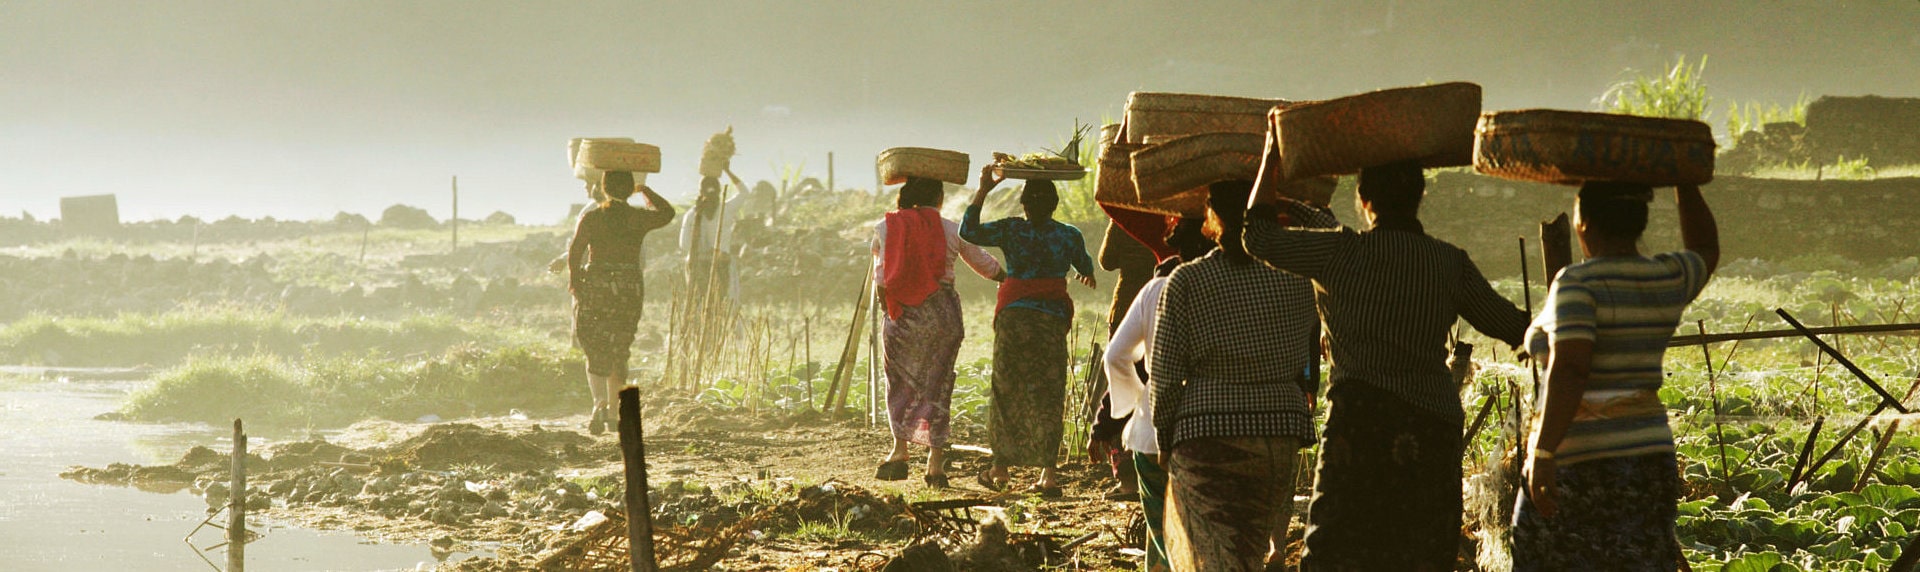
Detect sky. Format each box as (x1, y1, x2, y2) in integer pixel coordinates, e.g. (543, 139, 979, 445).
(2, 1, 1916, 223)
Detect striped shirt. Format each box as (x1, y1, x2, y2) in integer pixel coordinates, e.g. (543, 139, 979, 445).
(1244, 200, 1529, 422)
(1527, 251, 1710, 465)
(1150, 249, 1320, 450)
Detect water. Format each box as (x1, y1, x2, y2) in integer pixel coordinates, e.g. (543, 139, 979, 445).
(0, 374, 450, 571)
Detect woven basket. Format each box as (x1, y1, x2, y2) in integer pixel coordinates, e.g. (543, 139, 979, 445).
(569, 137, 634, 181)
(1274, 82, 1482, 179)
(1474, 109, 1716, 186)
(1131, 133, 1266, 214)
(877, 147, 969, 185)
(1094, 140, 1183, 215)
(1124, 92, 1288, 144)
(578, 140, 662, 173)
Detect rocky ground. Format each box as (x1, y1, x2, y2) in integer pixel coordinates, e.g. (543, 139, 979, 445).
(64, 397, 1167, 571)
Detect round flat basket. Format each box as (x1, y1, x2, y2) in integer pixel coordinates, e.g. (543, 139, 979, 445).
(578, 140, 662, 174)
(994, 166, 1088, 181)
(1474, 109, 1715, 186)
(1274, 82, 1482, 179)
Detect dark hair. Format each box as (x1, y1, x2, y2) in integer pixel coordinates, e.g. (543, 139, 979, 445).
(600, 171, 635, 204)
(1020, 180, 1058, 220)
(898, 177, 943, 210)
(695, 176, 722, 220)
(1205, 180, 1253, 263)
(1577, 181, 1653, 241)
(1357, 159, 1425, 216)
(1165, 216, 1214, 261)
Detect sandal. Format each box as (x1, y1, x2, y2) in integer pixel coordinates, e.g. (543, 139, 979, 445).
(924, 473, 950, 489)
(974, 471, 1005, 492)
(875, 460, 909, 481)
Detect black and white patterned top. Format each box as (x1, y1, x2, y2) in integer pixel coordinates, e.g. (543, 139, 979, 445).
(1150, 248, 1321, 451)
(1244, 199, 1528, 422)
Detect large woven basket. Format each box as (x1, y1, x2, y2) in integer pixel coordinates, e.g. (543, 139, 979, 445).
(877, 147, 969, 185)
(578, 140, 662, 173)
(1124, 92, 1288, 144)
(1130, 132, 1266, 216)
(569, 137, 634, 181)
(1273, 82, 1482, 179)
(1094, 139, 1183, 215)
(1474, 109, 1715, 186)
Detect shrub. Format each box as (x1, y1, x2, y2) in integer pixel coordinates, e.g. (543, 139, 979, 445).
(1598, 55, 1712, 121)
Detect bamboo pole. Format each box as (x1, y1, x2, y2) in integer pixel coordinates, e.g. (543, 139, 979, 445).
(1697, 321, 1732, 484)
(827, 274, 872, 414)
(804, 316, 814, 411)
(1787, 416, 1826, 491)
(1857, 422, 1902, 492)
(1776, 309, 1910, 413)
(1517, 237, 1538, 464)
(1667, 321, 1920, 347)
(617, 388, 656, 572)
(1805, 376, 1920, 490)
(228, 419, 247, 572)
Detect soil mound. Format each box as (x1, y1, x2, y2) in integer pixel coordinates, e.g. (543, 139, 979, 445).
(377, 423, 595, 472)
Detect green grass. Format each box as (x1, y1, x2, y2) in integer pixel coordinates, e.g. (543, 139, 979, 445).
(0, 306, 551, 367)
(120, 343, 582, 427)
(1599, 55, 1712, 121)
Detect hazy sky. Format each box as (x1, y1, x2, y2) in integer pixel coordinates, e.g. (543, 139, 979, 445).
(3, 1, 1916, 223)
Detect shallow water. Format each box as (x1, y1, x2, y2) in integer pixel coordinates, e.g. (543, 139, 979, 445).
(0, 374, 448, 571)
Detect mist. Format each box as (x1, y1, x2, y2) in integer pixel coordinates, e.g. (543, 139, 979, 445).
(3, 1, 1916, 222)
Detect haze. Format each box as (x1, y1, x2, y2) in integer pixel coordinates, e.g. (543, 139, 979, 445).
(3, 1, 1915, 223)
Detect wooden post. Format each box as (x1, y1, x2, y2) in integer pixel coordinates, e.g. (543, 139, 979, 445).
(228, 419, 246, 572)
(827, 274, 872, 414)
(617, 388, 657, 572)
(868, 277, 879, 426)
(1516, 237, 1537, 464)
(1539, 213, 1571, 282)
(804, 316, 814, 411)
(359, 221, 370, 268)
(826, 152, 835, 194)
(451, 175, 460, 252)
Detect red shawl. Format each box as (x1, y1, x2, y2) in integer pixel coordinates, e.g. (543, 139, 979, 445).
(881, 207, 947, 319)
(1101, 205, 1178, 262)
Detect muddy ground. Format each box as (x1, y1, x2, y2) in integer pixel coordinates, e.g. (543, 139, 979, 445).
(65, 397, 1192, 571)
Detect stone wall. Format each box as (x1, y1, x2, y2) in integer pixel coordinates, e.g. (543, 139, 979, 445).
(1324, 172, 1920, 278)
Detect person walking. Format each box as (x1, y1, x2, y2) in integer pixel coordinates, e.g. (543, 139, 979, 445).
(961, 165, 1097, 495)
(680, 169, 751, 303)
(567, 171, 676, 435)
(1243, 160, 1529, 570)
(871, 176, 1005, 488)
(1152, 182, 1325, 571)
(1510, 182, 1718, 570)
(1106, 215, 1211, 571)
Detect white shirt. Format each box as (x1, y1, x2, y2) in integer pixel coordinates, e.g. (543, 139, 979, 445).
(871, 211, 1003, 286)
(679, 191, 750, 257)
(1106, 275, 1169, 454)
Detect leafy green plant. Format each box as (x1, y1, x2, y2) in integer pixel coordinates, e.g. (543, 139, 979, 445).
(1726, 94, 1811, 137)
(1598, 55, 1712, 121)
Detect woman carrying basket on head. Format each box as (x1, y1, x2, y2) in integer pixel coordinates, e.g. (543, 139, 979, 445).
(961, 165, 1097, 495)
(567, 170, 676, 435)
(871, 177, 1005, 488)
(1511, 182, 1718, 570)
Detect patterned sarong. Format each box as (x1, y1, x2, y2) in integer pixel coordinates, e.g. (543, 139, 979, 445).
(1301, 382, 1463, 571)
(573, 264, 644, 377)
(1164, 436, 1299, 572)
(883, 286, 964, 449)
(1512, 452, 1683, 571)
(989, 307, 1070, 468)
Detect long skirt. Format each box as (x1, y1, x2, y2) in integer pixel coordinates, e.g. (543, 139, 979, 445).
(989, 307, 1070, 468)
(883, 286, 964, 449)
(1133, 452, 1171, 572)
(1164, 436, 1300, 572)
(1511, 452, 1682, 571)
(1301, 382, 1462, 572)
(573, 266, 645, 377)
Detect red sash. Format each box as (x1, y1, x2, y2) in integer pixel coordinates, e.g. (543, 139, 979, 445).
(996, 277, 1071, 316)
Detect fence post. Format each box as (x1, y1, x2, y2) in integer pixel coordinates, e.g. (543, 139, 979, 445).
(618, 388, 657, 572)
(228, 419, 246, 572)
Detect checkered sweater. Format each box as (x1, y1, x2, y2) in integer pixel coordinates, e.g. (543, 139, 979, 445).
(1244, 200, 1529, 422)
(1150, 250, 1320, 450)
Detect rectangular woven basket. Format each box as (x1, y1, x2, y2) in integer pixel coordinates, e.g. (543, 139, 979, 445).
(877, 147, 969, 185)
(1274, 82, 1482, 179)
(1124, 92, 1289, 145)
(1474, 109, 1715, 186)
(1130, 132, 1266, 214)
